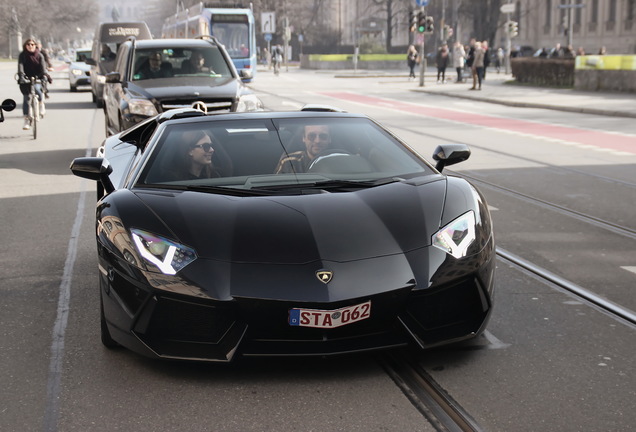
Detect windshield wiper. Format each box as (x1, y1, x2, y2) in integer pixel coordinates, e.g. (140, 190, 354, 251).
(252, 177, 403, 192)
(140, 183, 269, 197)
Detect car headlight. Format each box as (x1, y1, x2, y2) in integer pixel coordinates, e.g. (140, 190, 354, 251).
(131, 229, 197, 275)
(432, 211, 476, 259)
(97, 75, 106, 84)
(236, 93, 263, 112)
(71, 69, 84, 76)
(127, 98, 159, 117)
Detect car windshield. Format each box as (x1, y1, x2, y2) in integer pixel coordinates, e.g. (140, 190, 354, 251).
(132, 46, 232, 81)
(75, 50, 91, 62)
(137, 117, 433, 193)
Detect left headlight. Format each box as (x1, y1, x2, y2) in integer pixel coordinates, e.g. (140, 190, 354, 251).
(236, 93, 263, 112)
(131, 229, 197, 275)
(127, 98, 159, 117)
(71, 69, 84, 76)
(432, 211, 476, 259)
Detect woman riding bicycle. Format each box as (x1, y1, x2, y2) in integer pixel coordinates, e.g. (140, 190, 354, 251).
(17, 39, 48, 130)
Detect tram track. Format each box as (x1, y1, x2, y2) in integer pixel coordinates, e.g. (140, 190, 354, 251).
(379, 350, 485, 432)
(451, 170, 636, 240)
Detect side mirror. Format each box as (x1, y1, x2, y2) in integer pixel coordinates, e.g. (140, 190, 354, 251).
(1, 98, 16, 123)
(105, 72, 121, 84)
(85, 58, 97, 66)
(70, 157, 115, 194)
(239, 69, 253, 82)
(432, 144, 471, 172)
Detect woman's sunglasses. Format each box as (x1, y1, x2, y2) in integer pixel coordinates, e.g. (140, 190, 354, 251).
(192, 142, 214, 152)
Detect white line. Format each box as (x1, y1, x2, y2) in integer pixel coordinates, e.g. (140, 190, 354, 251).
(42, 112, 97, 432)
(621, 266, 636, 275)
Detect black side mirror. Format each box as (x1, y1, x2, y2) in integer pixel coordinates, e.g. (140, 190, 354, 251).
(432, 144, 471, 172)
(85, 58, 97, 66)
(1, 99, 16, 123)
(105, 72, 121, 84)
(70, 157, 115, 194)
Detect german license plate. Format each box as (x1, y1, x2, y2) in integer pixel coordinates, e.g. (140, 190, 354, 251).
(289, 301, 371, 328)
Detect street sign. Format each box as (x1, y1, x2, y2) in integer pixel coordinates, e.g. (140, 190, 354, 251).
(264, 33, 272, 42)
(416, 0, 430, 6)
(261, 12, 276, 33)
(500, 4, 515, 13)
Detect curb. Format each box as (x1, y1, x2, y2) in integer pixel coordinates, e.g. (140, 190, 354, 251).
(410, 88, 636, 119)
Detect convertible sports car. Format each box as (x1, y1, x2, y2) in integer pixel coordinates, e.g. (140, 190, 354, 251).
(70, 107, 495, 362)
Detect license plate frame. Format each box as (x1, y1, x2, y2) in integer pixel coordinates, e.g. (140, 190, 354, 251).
(288, 300, 371, 329)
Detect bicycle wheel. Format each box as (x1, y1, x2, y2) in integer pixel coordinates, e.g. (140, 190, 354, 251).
(31, 94, 39, 140)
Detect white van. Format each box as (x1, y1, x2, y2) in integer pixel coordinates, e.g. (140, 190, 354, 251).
(87, 22, 152, 107)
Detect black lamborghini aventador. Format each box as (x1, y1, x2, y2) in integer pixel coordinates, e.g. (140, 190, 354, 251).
(70, 106, 496, 362)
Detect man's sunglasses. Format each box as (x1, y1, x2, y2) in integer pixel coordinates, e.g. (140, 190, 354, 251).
(192, 142, 214, 152)
(306, 132, 330, 140)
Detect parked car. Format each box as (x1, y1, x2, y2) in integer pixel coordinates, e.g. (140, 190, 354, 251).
(85, 22, 152, 108)
(67, 48, 92, 92)
(103, 37, 262, 136)
(69, 106, 496, 362)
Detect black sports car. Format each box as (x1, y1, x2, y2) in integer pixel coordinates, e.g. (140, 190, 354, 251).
(70, 107, 495, 362)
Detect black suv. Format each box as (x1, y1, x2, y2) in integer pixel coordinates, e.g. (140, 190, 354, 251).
(103, 37, 262, 135)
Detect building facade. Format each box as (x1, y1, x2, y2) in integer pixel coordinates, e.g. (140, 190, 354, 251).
(504, 0, 635, 55)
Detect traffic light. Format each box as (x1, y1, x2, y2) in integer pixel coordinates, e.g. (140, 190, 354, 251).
(409, 11, 417, 32)
(417, 12, 426, 33)
(425, 16, 434, 33)
(443, 24, 453, 40)
(507, 20, 518, 37)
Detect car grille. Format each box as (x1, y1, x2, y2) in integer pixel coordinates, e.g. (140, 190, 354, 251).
(160, 99, 234, 113)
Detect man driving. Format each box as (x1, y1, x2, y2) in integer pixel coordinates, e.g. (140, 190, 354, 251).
(275, 125, 331, 174)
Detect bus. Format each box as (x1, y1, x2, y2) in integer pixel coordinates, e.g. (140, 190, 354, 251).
(162, 3, 256, 81)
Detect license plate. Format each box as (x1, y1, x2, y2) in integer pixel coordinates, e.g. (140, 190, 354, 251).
(289, 301, 371, 328)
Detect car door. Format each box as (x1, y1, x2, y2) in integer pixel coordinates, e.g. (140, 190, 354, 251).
(104, 44, 132, 134)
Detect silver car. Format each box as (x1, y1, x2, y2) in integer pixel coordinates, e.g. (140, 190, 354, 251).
(68, 49, 92, 92)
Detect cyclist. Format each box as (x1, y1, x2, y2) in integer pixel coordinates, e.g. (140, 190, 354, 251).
(17, 38, 48, 130)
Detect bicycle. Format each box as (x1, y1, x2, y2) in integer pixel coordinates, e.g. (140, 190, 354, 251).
(27, 77, 44, 140)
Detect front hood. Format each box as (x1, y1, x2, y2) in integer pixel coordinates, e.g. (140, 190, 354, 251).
(128, 77, 240, 101)
(135, 179, 447, 264)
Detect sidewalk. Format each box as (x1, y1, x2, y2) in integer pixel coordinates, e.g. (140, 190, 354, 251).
(410, 71, 636, 119)
(324, 66, 636, 119)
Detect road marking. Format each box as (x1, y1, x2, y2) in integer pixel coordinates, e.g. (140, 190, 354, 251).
(621, 266, 636, 275)
(318, 91, 636, 155)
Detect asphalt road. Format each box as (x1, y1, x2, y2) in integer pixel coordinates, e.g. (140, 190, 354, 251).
(1, 62, 635, 432)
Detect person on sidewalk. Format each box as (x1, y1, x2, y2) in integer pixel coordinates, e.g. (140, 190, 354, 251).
(465, 38, 476, 80)
(452, 41, 466, 82)
(482, 41, 491, 80)
(495, 47, 504, 73)
(436, 44, 449, 83)
(17, 38, 48, 130)
(406, 45, 418, 79)
(470, 41, 485, 91)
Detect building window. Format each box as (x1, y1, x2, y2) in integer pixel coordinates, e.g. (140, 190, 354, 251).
(609, 0, 617, 22)
(545, 0, 552, 26)
(591, 0, 598, 23)
(627, 0, 635, 21)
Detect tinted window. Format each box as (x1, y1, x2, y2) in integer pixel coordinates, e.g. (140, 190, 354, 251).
(138, 118, 432, 190)
(132, 46, 232, 81)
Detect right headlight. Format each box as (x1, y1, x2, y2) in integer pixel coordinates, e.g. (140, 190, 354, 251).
(432, 211, 476, 259)
(127, 98, 158, 117)
(131, 229, 197, 275)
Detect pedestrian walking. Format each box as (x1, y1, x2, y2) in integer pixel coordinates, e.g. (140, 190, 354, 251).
(482, 41, 491, 79)
(470, 41, 485, 91)
(495, 47, 504, 73)
(452, 41, 466, 82)
(436, 44, 449, 83)
(406, 45, 418, 79)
